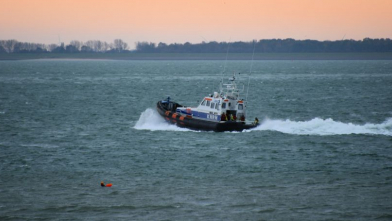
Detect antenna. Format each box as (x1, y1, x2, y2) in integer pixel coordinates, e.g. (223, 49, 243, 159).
(220, 38, 231, 85)
(245, 40, 256, 104)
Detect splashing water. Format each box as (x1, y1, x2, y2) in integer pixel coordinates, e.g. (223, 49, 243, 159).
(134, 108, 191, 132)
(253, 117, 392, 136)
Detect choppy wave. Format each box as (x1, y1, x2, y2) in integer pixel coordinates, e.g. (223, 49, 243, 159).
(253, 117, 392, 136)
(133, 108, 190, 131)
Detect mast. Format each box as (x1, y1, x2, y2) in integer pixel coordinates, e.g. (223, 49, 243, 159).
(220, 39, 231, 90)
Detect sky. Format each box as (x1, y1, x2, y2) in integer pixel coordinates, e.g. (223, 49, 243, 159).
(1, 0, 391, 49)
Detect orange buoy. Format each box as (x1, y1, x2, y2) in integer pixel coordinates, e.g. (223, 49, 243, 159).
(101, 181, 112, 187)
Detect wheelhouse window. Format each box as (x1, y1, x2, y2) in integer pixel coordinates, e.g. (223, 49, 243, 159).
(201, 100, 206, 106)
(206, 100, 211, 106)
(238, 104, 243, 110)
(211, 103, 215, 109)
(222, 103, 226, 109)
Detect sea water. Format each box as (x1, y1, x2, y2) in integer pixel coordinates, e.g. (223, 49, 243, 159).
(0, 60, 391, 220)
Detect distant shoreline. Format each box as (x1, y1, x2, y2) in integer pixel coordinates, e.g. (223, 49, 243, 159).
(1, 53, 392, 60)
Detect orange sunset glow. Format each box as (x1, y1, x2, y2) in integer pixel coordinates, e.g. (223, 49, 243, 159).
(1, 0, 391, 48)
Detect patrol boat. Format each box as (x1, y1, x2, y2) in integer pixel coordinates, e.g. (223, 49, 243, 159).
(156, 74, 259, 132)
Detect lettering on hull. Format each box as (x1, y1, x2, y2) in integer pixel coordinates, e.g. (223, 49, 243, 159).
(207, 114, 218, 120)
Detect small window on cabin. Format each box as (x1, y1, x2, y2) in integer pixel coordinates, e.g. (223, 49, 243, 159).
(238, 104, 243, 110)
(211, 103, 215, 109)
(228, 103, 231, 107)
(215, 104, 219, 110)
(201, 100, 206, 106)
(222, 103, 226, 109)
(206, 101, 211, 106)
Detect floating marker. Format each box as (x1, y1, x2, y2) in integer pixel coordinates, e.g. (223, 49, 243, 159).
(101, 181, 112, 187)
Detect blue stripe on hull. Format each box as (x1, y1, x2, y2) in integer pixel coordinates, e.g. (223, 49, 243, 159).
(177, 109, 221, 121)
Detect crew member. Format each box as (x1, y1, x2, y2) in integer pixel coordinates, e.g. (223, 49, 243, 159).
(221, 113, 227, 121)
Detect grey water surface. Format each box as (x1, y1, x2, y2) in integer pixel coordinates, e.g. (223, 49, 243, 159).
(1, 60, 391, 220)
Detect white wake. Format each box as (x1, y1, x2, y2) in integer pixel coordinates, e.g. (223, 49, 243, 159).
(252, 117, 392, 136)
(134, 108, 392, 136)
(133, 108, 191, 132)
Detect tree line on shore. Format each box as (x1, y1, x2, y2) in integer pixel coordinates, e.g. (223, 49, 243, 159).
(136, 38, 392, 53)
(1, 38, 392, 54)
(0, 39, 129, 53)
